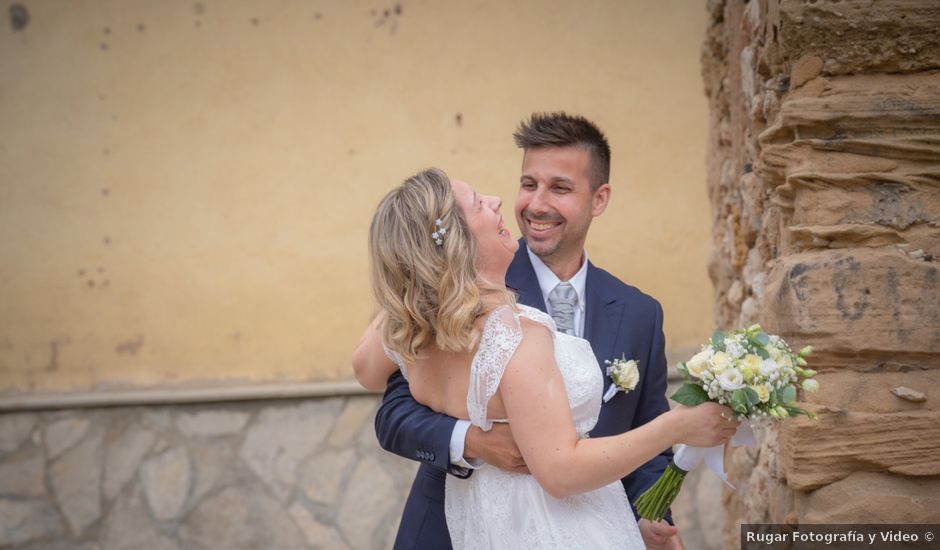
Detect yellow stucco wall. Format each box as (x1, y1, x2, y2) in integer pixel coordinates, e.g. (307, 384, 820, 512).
(0, 0, 711, 392)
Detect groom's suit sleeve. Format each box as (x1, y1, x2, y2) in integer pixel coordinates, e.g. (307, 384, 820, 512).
(374, 370, 472, 478)
(623, 300, 674, 524)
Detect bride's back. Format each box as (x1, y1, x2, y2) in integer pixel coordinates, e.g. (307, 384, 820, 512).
(404, 348, 475, 419)
(403, 314, 511, 422)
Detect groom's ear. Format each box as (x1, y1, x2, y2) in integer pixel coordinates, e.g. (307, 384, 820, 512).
(591, 183, 611, 217)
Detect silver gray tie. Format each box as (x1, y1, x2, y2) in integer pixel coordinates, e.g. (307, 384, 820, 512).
(548, 283, 578, 336)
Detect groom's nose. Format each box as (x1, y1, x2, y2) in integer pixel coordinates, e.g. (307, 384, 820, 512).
(526, 186, 551, 214)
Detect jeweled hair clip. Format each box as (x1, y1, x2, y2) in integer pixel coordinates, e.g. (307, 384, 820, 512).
(431, 218, 448, 246)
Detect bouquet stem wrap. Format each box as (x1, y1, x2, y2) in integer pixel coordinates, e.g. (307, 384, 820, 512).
(635, 422, 755, 522)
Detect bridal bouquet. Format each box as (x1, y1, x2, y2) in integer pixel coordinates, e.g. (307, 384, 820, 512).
(634, 324, 818, 522)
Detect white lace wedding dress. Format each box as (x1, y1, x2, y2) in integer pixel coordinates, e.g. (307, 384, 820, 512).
(399, 304, 645, 549)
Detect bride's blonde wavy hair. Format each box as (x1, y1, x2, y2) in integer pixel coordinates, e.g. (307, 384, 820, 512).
(370, 168, 514, 362)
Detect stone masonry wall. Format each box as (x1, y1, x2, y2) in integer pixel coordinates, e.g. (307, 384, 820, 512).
(701, 0, 940, 546)
(0, 397, 416, 549)
(0, 392, 721, 549)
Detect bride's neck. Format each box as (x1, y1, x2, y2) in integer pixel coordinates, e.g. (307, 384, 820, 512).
(480, 293, 510, 311)
(476, 270, 512, 313)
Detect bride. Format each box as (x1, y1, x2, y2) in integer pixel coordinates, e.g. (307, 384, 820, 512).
(353, 167, 737, 548)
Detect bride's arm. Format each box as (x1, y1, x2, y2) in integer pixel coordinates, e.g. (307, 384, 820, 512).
(351, 313, 399, 391)
(499, 320, 735, 499)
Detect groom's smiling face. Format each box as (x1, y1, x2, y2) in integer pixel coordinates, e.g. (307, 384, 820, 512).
(515, 146, 610, 265)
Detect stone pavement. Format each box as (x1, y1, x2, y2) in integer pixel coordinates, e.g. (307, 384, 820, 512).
(0, 393, 720, 549)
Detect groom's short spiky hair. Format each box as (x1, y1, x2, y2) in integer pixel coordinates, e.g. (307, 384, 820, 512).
(513, 112, 611, 190)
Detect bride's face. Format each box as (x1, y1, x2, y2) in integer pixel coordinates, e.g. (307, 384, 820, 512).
(450, 178, 519, 276)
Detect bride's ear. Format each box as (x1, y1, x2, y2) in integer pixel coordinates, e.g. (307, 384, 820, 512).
(591, 184, 611, 217)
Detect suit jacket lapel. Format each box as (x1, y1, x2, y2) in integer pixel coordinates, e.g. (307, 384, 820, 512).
(584, 262, 625, 369)
(506, 240, 547, 311)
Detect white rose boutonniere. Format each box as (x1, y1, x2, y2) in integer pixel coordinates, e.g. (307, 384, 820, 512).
(602, 355, 640, 403)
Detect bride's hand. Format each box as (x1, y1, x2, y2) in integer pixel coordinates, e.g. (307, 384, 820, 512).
(669, 402, 739, 447)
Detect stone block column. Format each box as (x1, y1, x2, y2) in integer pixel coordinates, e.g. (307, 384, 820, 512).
(700, 0, 940, 545)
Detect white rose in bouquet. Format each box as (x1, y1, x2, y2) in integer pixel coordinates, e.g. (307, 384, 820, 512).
(686, 349, 712, 379)
(718, 368, 745, 391)
(708, 351, 732, 373)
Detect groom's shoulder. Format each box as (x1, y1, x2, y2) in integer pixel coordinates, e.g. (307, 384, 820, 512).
(589, 263, 662, 314)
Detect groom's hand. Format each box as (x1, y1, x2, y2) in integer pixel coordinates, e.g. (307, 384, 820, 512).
(639, 519, 685, 550)
(464, 424, 529, 474)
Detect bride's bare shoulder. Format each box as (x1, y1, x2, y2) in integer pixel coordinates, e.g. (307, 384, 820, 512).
(502, 316, 556, 382)
(514, 317, 553, 357)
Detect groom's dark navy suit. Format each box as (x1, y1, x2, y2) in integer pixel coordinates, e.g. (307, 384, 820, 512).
(375, 241, 674, 549)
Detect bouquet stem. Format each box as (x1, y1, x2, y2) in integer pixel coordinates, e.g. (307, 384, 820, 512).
(634, 462, 689, 522)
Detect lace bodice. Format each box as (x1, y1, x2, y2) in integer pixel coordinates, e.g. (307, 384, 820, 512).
(445, 304, 642, 549)
(467, 304, 602, 436)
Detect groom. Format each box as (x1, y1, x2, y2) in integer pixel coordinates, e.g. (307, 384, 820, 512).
(375, 112, 683, 549)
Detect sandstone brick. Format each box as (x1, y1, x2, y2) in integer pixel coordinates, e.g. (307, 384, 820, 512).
(779, 407, 940, 490)
(802, 370, 938, 414)
(790, 178, 940, 236)
(761, 249, 940, 370)
(789, 55, 823, 89)
(760, 72, 940, 194)
(766, 0, 940, 76)
(796, 471, 940, 523)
